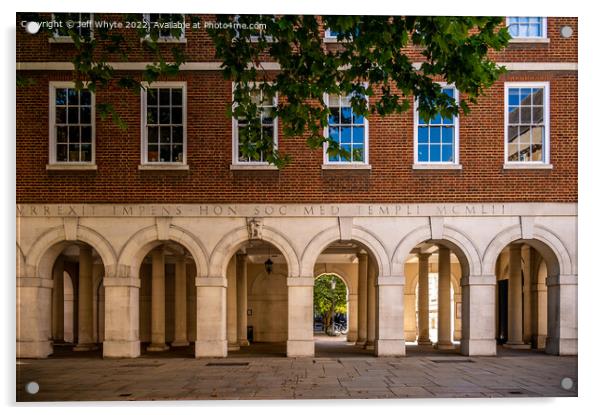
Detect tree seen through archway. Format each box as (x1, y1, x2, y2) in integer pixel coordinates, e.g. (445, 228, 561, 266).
(314, 274, 347, 336)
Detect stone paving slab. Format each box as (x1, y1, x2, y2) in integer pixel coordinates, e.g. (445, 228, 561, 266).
(16, 353, 577, 402)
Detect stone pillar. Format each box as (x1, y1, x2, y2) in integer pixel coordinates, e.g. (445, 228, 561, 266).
(356, 252, 368, 346)
(522, 246, 533, 345)
(92, 262, 103, 343)
(103, 275, 141, 358)
(347, 293, 358, 342)
(460, 275, 497, 356)
(375, 275, 405, 356)
(17, 275, 54, 358)
(531, 260, 548, 349)
(506, 244, 526, 347)
(287, 277, 315, 357)
(148, 248, 169, 351)
(226, 257, 239, 351)
(453, 291, 462, 341)
(172, 256, 189, 347)
(366, 258, 377, 350)
(417, 253, 431, 345)
(236, 253, 249, 346)
(436, 246, 453, 349)
(403, 291, 416, 342)
(195, 276, 227, 357)
(546, 274, 577, 355)
(51, 256, 65, 342)
(74, 246, 96, 351)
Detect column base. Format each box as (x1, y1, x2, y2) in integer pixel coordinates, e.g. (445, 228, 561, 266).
(435, 341, 455, 350)
(228, 343, 240, 351)
(375, 339, 405, 356)
(545, 337, 577, 355)
(17, 340, 53, 358)
(503, 342, 531, 350)
(417, 338, 432, 346)
(171, 340, 190, 347)
(73, 343, 98, 352)
(287, 340, 314, 357)
(355, 339, 367, 347)
(364, 341, 375, 351)
(103, 340, 140, 358)
(461, 339, 496, 356)
(531, 335, 547, 350)
(238, 339, 250, 347)
(196, 340, 227, 358)
(346, 332, 358, 343)
(147, 343, 170, 352)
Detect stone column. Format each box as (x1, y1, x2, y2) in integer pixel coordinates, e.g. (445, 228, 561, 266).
(347, 293, 358, 342)
(236, 253, 249, 346)
(226, 257, 239, 351)
(148, 248, 169, 351)
(506, 244, 526, 347)
(366, 258, 376, 350)
(375, 275, 405, 356)
(417, 253, 431, 345)
(546, 274, 577, 355)
(531, 261, 548, 349)
(460, 275, 496, 356)
(403, 291, 416, 342)
(17, 275, 54, 358)
(92, 262, 103, 343)
(356, 252, 368, 346)
(51, 256, 65, 342)
(172, 256, 189, 347)
(103, 274, 141, 358)
(195, 276, 227, 357)
(436, 246, 453, 349)
(287, 277, 315, 357)
(453, 291, 462, 341)
(522, 246, 533, 345)
(74, 246, 96, 351)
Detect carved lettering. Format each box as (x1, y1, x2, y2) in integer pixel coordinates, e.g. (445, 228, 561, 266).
(304, 206, 314, 215)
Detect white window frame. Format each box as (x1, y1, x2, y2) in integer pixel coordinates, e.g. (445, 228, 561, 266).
(506, 17, 548, 42)
(231, 82, 278, 168)
(48, 81, 96, 169)
(140, 81, 188, 169)
(322, 91, 370, 167)
(504, 81, 551, 168)
(49, 13, 94, 43)
(413, 83, 461, 168)
(142, 14, 186, 43)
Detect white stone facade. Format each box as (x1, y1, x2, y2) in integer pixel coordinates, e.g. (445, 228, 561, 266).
(16, 202, 577, 358)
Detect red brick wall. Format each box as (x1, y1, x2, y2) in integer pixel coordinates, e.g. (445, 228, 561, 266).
(16, 15, 578, 204)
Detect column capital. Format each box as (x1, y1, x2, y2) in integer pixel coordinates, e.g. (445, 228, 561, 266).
(461, 275, 496, 286)
(287, 276, 314, 287)
(377, 275, 405, 286)
(103, 277, 141, 288)
(195, 276, 228, 287)
(17, 277, 54, 288)
(417, 252, 431, 261)
(546, 274, 578, 286)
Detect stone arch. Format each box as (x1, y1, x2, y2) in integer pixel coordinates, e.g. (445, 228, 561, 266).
(314, 271, 351, 295)
(26, 224, 117, 279)
(482, 224, 573, 277)
(390, 224, 482, 278)
(300, 225, 391, 277)
(118, 224, 209, 278)
(313, 266, 353, 292)
(208, 225, 300, 277)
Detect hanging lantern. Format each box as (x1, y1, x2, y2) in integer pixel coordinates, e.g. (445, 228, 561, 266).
(264, 258, 274, 275)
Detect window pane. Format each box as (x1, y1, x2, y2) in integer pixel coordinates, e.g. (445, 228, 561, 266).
(159, 89, 170, 106)
(68, 107, 79, 124)
(81, 126, 92, 143)
(442, 127, 454, 144)
(532, 88, 544, 105)
(508, 106, 519, 124)
(80, 107, 91, 124)
(262, 126, 274, 140)
(354, 113, 364, 124)
(442, 115, 453, 125)
(173, 145, 184, 162)
(520, 107, 531, 124)
(67, 89, 79, 105)
(352, 127, 364, 144)
(341, 144, 352, 161)
(328, 108, 339, 124)
(57, 144, 68, 161)
(532, 106, 544, 124)
(68, 144, 80, 161)
(340, 127, 351, 144)
(160, 126, 171, 143)
(531, 126, 543, 144)
(80, 90, 91, 106)
(69, 126, 80, 142)
(160, 145, 171, 162)
(430, 127, 441, 143)
(508, 126, 519, 144)
(172, 126, 183, 143)
(159, 108, 170, 124)
(353, 144, 364, 162)
(56, 89, 67, 105)
(418, 144, 428, 162)
(172, 107, 182, 124)
(56, 126, 68, 143)
(147, 89, 158, 105)
(148, 127, 158, 143)
(328, 127, 339, 142)
(431, 113, 442, 124)
(80, 144, 92, 162)
(518, 126, 530, 144)
(442, 145, 453, 162)
(429, 144, 441, 161)
(508, 89, 519, 106)
(171, 88, 182, 105)
(147, 107, 158, 124)
(56, 107, 66, 124)
(508, 143, 519, 161)
(341, 107, 352, 124)
(418, 127, 428, 143)
(520, 88, 532, 105)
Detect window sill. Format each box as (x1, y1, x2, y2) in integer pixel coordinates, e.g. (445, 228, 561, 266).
(138, 164, 189, 171)
(322, 164, 371, 170)
(230, 164, 279, 171)
(503, 163, 553, 170)
(140, 37, 187, 44)
(46, 163, 97, 171)
(413, 164, 462, 170)
(508, 38, 550, 44)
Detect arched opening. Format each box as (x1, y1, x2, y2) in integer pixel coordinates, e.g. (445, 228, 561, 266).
(313, 273, 349, 343)
(494, 241, 554, 353)
(311, 240, 378, 357)
(226, 240, 289, 357)
(137, 241, 197, 356)
(402, 241, 468, 355)
(46, 242, 106, 356)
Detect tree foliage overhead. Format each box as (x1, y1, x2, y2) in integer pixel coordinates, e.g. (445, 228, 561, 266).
(17, 13, 510, 166)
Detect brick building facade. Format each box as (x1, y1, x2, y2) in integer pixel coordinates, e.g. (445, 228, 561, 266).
(16, 15, 578, 359)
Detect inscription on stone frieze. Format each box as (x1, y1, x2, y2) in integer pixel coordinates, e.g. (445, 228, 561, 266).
(15, 203, 519, 217)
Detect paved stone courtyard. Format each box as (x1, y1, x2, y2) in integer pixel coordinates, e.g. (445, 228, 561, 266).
(16, 340, 577, 402)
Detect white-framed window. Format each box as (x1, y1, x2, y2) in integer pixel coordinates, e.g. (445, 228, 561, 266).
(414, 85, 460, 165)
(324, 28, 339, 41)
(141, 82, 187, 165)
(142, 14, 186, 41)
(51, 13, 93, 41)
(48, 82, 95, 165)
(232, 83, 278, 165)
(324, 92, 369, 164)
(506, 17, 547, 39)
(504, 82, 550, 165)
